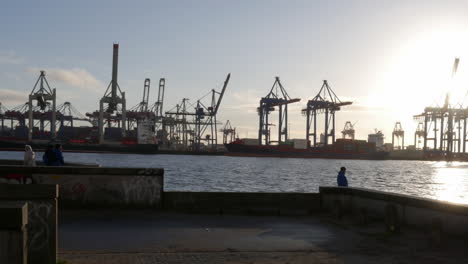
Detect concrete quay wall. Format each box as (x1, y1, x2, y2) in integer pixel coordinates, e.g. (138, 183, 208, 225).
(0, 184, 58, 264)
(320, 186, 468, 236)
(0, 166, 164, 209)
(164, 192, 321, 215)
(0, 159, 99, 167)
(0, 202, 28, 264)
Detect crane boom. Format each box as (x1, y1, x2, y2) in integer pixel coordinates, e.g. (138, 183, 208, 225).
(214, 73, 230, 115)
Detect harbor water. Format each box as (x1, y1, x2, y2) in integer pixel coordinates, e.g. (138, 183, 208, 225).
(2, 151, 468, 204)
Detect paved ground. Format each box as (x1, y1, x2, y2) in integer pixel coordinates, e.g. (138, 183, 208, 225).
(58, 210, 468, 264)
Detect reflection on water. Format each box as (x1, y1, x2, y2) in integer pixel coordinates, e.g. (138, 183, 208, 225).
(2, 151, 468, 204)
(431, 162, 468, 204)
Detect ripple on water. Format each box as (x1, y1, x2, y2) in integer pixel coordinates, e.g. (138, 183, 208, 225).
(1, 152, 468, 204)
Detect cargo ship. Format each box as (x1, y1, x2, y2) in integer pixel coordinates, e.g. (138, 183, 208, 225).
(0, 122, 162, 154)
(224, 138, 389, 160)
(0, 137, 160, 154)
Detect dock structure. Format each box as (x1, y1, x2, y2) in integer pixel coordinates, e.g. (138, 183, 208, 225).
(27, 71, 57, 141)
(341, 121, 355, 140)
(164, 74, 231, 151)
(257, 77, 300, 145)
(93, 43, 127, 144)
(126, 78, 155, 132)
(148, 78, 167, 136)
(414, 101, 468, 154)
(303, 80, 352, 148)
(0, 103, 7, 135)
(220, 120, 236, 144)
(164, 98, 193, 149)
(392, 122, 404, 150)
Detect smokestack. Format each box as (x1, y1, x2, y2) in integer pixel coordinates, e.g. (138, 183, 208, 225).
(111, 43, 119, 100)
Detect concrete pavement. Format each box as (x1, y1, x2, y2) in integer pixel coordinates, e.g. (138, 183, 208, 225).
(58, 210, 468, 264)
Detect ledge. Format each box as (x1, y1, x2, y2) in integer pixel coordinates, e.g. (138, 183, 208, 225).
(319, 186, 468, 215)
(0, 184, 58, 199)
(0, 165, 163, 176)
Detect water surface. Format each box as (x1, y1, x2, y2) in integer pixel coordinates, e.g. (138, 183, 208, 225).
(2, 151, 468, 204)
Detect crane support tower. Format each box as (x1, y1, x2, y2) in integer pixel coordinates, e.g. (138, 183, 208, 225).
(164, 98, 192, 148)
(154, 78, 166, 119)
(341, 121, 355, 139)
(392, 122, 405, 150)
(28, 71, 57, 141)
(258, 77, 300, 145)
(98, 43, 127, 144)
(303, 80, 352, 147)
(0, 103, 8, 134)
(141, 78, 151, 112)
(153, 78, 166, 142)
(220, 120, 236, 144)
(414, 122, 425, 150)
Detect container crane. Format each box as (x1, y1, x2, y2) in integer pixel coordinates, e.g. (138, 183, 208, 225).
(258, 77, 300, 145)
(98, 43, 127, 143)
(392, 122, 404, 150)
(303, 80, 352, 147)
(28, 71, 57, 141)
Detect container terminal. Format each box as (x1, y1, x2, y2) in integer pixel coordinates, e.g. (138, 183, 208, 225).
(0, 44, 465, 161)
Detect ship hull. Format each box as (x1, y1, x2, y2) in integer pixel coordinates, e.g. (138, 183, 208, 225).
(224, 142, 389, 160)
(0, 138, 159, 154)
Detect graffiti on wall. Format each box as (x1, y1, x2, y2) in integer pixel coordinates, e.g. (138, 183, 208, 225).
(122, 176, 161, 205)
(2, 172, 163, 207)
(27, 201, 53, 252)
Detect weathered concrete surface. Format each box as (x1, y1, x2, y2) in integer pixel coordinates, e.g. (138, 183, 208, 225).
(0, 166, 164, 208)
(320, 186, 468, 236)
(164, 192, 320, 215)
(0, 202, 28, 264)
(58, 210, 468, 264)
(0, 184, 58, 264)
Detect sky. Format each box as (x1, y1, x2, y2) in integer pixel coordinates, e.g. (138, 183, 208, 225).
(2, 0, 468, 145)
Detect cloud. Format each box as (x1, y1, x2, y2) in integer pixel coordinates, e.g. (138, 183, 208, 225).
(27, 67, 104, 92)
(0, 89, 28, 106)
(0, 51, 25, 65)
(345, 103, 392, 113)
(224, 90, 262, 113)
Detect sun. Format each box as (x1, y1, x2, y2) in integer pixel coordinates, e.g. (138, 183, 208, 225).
(367, 24, 468, 136)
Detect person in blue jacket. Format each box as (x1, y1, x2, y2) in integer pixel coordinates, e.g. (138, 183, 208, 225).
(43, 145, 55, 166)
(337, 167, 348, 187)
(52, 144, 65, 166)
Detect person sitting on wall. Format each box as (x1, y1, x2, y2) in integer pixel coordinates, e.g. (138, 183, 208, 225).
(43, 145, 56, 166)
(24, 145, 36, 166)
(53, 144, 65, 166)
(337, 167, 348, 187)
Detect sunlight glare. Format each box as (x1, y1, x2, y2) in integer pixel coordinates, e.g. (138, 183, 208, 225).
(432, 163, 468, 204)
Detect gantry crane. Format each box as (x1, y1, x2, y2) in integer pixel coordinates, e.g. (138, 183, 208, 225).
(220, 120, 236, 144)
(166, 74, 230, 151)
(193, 73, 230, 150)
(392, 122, 404, 150)
(303, 80, 352, 147)
(0, 102, 7, 134)
(341, 121, 355, 140)
(98, 43, 127, 143)
(258, 77, 300, 145)
(414, 122, 425, 150)
(28, 71, 57, 141)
